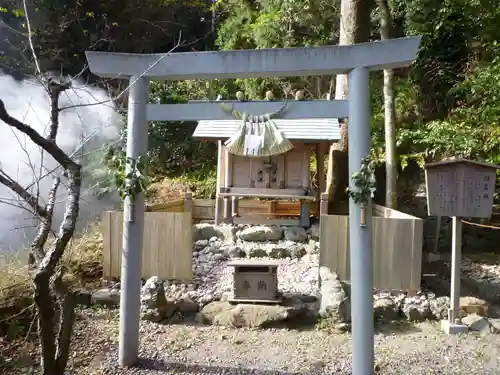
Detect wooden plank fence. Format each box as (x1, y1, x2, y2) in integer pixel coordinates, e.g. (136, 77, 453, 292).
(102, 211, 193, 280)
(319, 204, 423, 291)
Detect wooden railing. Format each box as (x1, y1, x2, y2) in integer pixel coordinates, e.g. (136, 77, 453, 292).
(146, 192, 318, 220)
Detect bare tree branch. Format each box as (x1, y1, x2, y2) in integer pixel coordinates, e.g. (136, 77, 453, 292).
(0, 169, 48, 218)
(58, 34, 186, 111)
(0, 99, 78, 171)
(22, 0, 41, 75)
(48, 79, 72, 141)
(30, 178, 60, 264)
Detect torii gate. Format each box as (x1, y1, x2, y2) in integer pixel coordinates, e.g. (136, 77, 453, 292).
(86, 36, 421, 374)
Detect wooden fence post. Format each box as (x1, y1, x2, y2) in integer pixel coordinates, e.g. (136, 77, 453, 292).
(184, 191, 192, 213)
(231, 196, 239, 220)
(320, 193, 328, 215)
(215, 187, 224, 226)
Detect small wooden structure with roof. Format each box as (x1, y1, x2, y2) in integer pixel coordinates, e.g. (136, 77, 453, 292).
(193, 117, 341, 226)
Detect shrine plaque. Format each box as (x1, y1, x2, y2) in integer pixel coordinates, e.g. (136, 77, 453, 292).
(425, 159, 498, 218)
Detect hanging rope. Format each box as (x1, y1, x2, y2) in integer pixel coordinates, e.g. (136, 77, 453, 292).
(219, 100, 293, 157)
(461, 220, 500, 230)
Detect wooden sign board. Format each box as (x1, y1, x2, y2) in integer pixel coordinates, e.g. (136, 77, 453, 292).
(425, 159, 499, 218)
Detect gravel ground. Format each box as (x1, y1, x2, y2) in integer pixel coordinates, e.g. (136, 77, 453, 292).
(47, 307, 500, 375)
(5, 240, 500, 375)
(4, 305, 500, 375)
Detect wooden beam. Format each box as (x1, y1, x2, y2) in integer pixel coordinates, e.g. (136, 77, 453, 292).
(85, 36, 421, 80)
(302, 149, 310, 190)
(220, 192, 315, 200)
(146, 100, 349, 121)
(215, 141, 223, 225)
(223, 147, 232, 222)
(233, 217, 300, 226)
(316, 143, 326, 195)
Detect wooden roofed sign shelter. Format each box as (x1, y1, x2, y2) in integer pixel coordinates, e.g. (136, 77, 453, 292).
(85, 36, 421, 374)
(424, 158, 500, 335)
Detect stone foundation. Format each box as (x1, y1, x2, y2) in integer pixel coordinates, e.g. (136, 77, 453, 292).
(91, 223, 497, 331)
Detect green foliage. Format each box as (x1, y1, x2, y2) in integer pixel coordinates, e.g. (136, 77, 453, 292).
(398, 56, 500, 166)
(215, 0, 341, 99)
(0, 7, 24, 17)
(146, 80, 218, 177)
(362, 0, 500, 187)
(104, 148, 149, 200)
(346, 156, 377, 204)
(217, 0, 340, 50)
(170, 167, 218, 199)
(4, 0, 499, 203)
(23, 0, 213, 76)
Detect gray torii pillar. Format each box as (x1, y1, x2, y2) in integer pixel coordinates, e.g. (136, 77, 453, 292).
(348, 67, 374, 374)
(119, 75, 149, 366)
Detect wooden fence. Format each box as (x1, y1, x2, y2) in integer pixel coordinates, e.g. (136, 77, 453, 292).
(103, 195, 316, 280)
(319, 204, 423, 291)
(102, 211, 193, 280)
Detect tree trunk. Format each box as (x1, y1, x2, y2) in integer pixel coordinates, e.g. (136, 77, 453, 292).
(325, 0, 372, 212)
(377, 0, 397, 208)
(0, 79, 81, 375)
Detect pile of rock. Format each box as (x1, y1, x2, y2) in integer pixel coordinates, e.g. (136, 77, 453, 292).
(190, 224, 321, 306)
(93, 223, 321, 321)
(90, 223, 498, 331)
(317, 267, 445, 327)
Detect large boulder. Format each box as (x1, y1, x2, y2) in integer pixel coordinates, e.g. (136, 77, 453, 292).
(430, 296, 450, 320)
(220, 244, 246, 258)
(91, 288, 120, 308)
(460, 296, 489, 317)
(319, 267, 350, 323)
(373, 297, 400, 322)
(140, 276, 176, 322)
(193, 224, 221, 241)
(238, 226, 282, 242)
(402, 294, 431, 322)
(289, 244, 307, 259)
(217, 224, 238, 242)
(269, 247, 291, 259)
(284, 227, 308, 242)
(248, 248, 268, 258)
(462, 314, 494, 334)
(196, 298, 309, 328)
(308, 224, 320, 241)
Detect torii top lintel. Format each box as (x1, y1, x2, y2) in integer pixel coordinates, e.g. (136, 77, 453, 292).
(85, 36, 421, 81)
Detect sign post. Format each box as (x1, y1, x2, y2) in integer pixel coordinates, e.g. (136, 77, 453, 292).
(424, 158, 499, 334)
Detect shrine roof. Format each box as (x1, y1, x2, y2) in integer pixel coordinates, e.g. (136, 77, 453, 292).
(193, 118, 341, 141)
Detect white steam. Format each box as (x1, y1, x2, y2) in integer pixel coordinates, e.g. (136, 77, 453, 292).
(0, 74, 122, 252)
